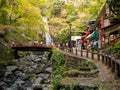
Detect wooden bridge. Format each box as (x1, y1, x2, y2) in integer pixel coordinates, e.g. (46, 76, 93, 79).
(11, 43, 53, 59)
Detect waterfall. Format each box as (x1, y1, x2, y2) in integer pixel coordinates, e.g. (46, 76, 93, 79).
(43, 17, 54, 45)
(45, 32, 54, 45)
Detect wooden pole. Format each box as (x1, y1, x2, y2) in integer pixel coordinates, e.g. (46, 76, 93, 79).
(81, 47, 83, 56)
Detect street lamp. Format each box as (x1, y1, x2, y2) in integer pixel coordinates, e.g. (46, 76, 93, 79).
(69, 23, 72, 48)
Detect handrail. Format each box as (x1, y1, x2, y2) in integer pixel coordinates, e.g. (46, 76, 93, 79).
(60, 47, 120, 77)
(100, 36, 120, 49)
(10, 43, 53, 48)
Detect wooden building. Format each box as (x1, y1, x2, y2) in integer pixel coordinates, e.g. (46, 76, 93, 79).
(93, 0, 120, 47)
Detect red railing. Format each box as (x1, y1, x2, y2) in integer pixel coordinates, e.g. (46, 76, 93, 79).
(10, 43, 54, 48)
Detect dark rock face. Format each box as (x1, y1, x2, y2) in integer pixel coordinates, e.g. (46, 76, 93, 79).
(0, 52, 52, 90)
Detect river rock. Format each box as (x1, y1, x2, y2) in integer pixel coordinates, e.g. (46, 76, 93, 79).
(43, 87, 49, 90)
(5, 66, 18, 75)
(34, 58, 41, 62)
(39, 74, 50, 79)
(26, 87, 33, 90)
(32, 77, 43, 87)
(0, 52, 52, 90)
(13, 70, 25, 77)
(45, 67, 52, 73)
(15, 79, 25, 86)
(6, 83, 17, 90)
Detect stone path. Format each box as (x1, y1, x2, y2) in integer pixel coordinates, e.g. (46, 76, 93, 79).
(62, 50, 120, 90)
(95, 60, 120, 90)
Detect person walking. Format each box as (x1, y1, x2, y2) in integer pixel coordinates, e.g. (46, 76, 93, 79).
(77, 39, 82, 50)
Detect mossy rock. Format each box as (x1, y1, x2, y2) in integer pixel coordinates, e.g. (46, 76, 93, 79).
(80, 61, 97, 70)
(63, 69, 80, 77)
(79, 70, 99, 77)
(63, 69, 99, 77)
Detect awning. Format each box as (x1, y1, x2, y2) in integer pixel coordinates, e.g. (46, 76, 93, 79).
(89, 29, 98, 40)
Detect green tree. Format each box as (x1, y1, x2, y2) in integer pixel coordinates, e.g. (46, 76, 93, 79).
(108, 0, 120, 19)
(0, 0, 9, 24)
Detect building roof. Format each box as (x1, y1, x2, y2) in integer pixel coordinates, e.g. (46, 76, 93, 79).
(102, 22, 120, 34)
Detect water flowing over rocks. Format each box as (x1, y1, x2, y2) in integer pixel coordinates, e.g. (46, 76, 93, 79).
(0, 52, 52, 90)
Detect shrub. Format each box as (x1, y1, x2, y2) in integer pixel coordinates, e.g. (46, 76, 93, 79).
(107, 41, 120, 54)
(0, 42, 14, 66)
(51, 48, 66, 90)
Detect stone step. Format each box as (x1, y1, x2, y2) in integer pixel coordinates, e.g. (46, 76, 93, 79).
(60, 78, 99, 90)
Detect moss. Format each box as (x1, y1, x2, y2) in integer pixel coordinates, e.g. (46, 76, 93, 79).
(51, 48, 66, 90)
(63, 69, 80, 77)
(0, 42, 14, 66)
(79, 60, 97, 70)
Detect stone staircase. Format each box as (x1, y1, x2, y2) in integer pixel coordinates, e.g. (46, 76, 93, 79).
(58, 54, 99, 90)
(64, 55, 98, 78)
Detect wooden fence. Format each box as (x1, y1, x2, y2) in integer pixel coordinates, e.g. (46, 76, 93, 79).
(60, 47, 120, 78)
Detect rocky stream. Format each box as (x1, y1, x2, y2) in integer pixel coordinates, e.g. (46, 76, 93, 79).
(0, 52, 52, 90)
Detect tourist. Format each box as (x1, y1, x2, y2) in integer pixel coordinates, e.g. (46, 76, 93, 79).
(86, 40, 92, 50)
(77, 39, 82, 50)
(93, 40, 99, 51)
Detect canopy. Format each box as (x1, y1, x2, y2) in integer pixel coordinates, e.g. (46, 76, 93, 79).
(89, 29, 98, 40)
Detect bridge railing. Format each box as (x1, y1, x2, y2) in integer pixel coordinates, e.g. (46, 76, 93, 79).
(60, 47, 120, 78)
(10, 43, 54, 48)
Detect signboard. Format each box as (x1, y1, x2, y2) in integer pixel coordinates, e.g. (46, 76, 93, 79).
(71, 36, 81, 41)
